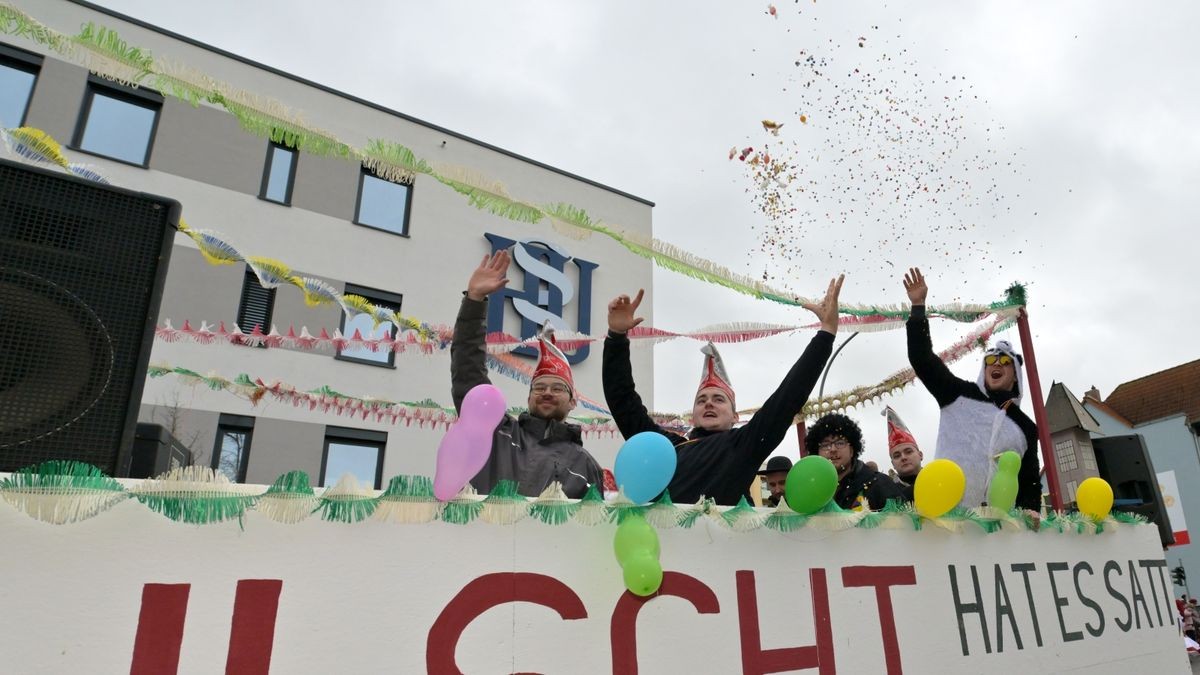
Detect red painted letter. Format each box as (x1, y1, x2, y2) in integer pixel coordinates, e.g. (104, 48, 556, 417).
(736, 569, 834, 675)
(130, 583, 190, 675)
(225, 579, 283, 675)
(841, 566, 917, 675)
(610, 572, 721, 674)
(426, 573, 588, 675)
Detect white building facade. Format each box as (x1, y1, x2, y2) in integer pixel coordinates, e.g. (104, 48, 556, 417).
(2, 0, 654, 487)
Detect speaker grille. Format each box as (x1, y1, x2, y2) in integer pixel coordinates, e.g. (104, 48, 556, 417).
(0, 160, 177, 475)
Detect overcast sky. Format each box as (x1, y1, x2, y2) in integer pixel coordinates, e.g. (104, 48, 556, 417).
(84, 0, 1200, 469)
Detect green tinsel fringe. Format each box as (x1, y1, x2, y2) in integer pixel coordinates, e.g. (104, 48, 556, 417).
(255, 471, 318, 524)
(645, 490, 682, 529)
(1111, 511, 1148, 525)
(433, 175, 545, 225)
(440, 497, 483, 525)
(677, 500, 711, 529)
(315, 476, 378, 524)
(528, 500, 580, 525)
(572, 485, 613, 526)
(137, 493, 257, 525)
(316, 495, 378, 523)
(720, 496, 767, 531)
(856, 499, 921, 530)
(0, 460, 128, 524)
(764, 506, 811, 532)
(480, 481, 528, 525)
(373, 474, 441, 523)
(527, 482, 579, 525)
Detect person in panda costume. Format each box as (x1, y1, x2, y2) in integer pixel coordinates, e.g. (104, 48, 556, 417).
(903, 268, 1041, 511)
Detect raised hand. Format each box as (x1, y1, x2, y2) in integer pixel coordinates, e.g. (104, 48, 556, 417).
(608, 289, 645, 334)
(466, 250, 511, 301)
(801, 274, 844, 334)
(903, 267, 927, 306)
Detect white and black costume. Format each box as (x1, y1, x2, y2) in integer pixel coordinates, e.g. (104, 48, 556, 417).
(906, 306, 1040, 510)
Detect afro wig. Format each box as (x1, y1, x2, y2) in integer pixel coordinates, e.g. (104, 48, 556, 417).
(805, 413, 865, 459)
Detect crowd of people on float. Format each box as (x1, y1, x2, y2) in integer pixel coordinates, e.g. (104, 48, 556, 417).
(452, 252, 1042, 515)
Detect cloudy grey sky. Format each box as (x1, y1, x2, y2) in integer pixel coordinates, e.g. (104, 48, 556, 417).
(85, 0, 1200, 468)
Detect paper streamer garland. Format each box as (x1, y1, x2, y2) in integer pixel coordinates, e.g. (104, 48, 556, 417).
(0, 6, 1030, 319)
(144, 362, 621, 436)
(0, 462, 1146, 535)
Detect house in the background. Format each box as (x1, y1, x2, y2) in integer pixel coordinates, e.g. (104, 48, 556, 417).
(1044, 382, 1102, 506)
(1082, 358, 1200, 592)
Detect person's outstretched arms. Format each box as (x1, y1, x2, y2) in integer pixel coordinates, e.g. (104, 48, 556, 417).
(737, 276, 842, 459)
(451, 251, 510, 412)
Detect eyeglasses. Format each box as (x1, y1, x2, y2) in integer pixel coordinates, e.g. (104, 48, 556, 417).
(984, 354, 1013, 367)
(817, 439, 850, 451)
(531, 383, 571, 395)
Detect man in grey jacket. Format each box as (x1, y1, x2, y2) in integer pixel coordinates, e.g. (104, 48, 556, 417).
(451, 250, 604, 498)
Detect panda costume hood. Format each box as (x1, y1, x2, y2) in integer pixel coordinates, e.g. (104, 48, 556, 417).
(975, 340, 1025, 405)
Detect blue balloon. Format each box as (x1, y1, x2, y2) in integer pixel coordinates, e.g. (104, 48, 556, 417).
(613, 432, 677, 504)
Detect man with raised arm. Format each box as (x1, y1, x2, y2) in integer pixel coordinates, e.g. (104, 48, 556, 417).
(451, 250, 604, 498)
(602, 276, 843, 506)
(903, 267, 1041, 511)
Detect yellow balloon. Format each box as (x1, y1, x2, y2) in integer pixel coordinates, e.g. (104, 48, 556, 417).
(914, 459, 966, 518)
(1076, 477, 1114, 521)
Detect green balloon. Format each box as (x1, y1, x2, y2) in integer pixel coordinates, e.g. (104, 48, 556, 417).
(987, 450, 1021, 512)
(613, 514, 660, 566)
(784, 455, 839, 514)
(622, 552, 664, 597)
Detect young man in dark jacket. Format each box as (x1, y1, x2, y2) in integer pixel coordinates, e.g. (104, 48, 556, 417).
(808, 413, 904, 510)
(602, 276, 843, 506)
(451, 250, 603, 498)
(903, 267, 1041, 510)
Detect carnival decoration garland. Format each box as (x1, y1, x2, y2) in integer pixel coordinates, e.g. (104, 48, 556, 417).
(0, 461, 1144, 535)
(144, 363, 622, 437)
(0, 6, 1027, 321)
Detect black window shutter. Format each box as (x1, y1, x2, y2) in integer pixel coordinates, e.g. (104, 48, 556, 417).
(236, 267, 276, 343)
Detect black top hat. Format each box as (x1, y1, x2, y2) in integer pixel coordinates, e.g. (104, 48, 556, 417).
(757, 455, 793, 476)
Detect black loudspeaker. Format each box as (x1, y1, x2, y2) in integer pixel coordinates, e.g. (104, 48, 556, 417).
(1093, 434, 1175, 548)
(129, 423, 192, 478)
(0, 159, 179, 476)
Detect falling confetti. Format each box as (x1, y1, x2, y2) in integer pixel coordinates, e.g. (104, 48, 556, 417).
(734, 9, 1032, 290)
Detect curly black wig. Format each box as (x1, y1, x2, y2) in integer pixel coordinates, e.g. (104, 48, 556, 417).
(805, 413, 864, 458)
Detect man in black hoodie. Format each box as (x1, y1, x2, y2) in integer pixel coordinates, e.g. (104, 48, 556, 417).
(903, 267, 1041, 510)
(602, 276, 843, 506)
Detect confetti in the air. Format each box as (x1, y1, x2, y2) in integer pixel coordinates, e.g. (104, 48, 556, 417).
(734, 10, 1032, 292)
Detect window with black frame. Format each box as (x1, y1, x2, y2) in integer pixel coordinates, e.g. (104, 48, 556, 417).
(336, 283, 402, 367)
(321, 426, 386, 489)
(213, 415, 255, 483)
(259, 141, 298, 205)
(353, 166, 413, 236)
(0, 44, 41, 128)
(72, 75, 162, 166)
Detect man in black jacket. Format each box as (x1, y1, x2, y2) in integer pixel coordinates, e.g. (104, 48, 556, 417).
(602, 276, 843, 506)
(807, 413, 904, 510)
(903, 267, 1041, 510)
(450, 250, 604, 498)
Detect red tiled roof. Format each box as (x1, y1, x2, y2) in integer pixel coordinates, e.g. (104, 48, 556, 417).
(1081, 395, 1133, 428)
(1103, 358, 1200, 426)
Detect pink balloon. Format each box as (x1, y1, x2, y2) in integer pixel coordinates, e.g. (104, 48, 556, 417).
(434, 384, 508, 501)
